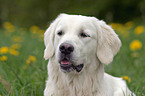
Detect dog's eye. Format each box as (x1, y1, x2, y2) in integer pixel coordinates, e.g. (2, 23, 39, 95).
(57, 31, 63, 36)
(80, 32, 90, 38)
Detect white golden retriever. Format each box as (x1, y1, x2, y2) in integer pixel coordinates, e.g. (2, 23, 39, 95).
(44, 14, 135, 96)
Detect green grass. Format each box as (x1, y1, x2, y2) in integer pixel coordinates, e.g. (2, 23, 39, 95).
(0, 23, 145, 96)
(0, 28, 47, 96)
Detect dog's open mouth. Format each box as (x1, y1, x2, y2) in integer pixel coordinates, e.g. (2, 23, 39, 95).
(60, 58, 84, 72)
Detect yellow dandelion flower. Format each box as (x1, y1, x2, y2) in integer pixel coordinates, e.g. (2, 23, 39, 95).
(39, 29, 45, 33)
(130, 40, 142, 51)
(9, 49, 19, 56)
(10, 44, 21, 49)
(29, 56, 36, 62)
(26, 55, 36, 64)
(39, 33, 44, 38)
(3, 22, 16, 32)
(125, 21, 134, 29)
(0, 47, 9, 54)
(0, 56, 8, 61)
(110, 23, 129, 38)
(134, 25, 144, 35)
(30, 25, 40, 34)
(121, 76, 131, 83)
(117, 24, 126, 32)
(3, 22, 12, 27)
(109, 23, 118, 30)
(26, 59, 31, 64)
(12, 36, 23, 42)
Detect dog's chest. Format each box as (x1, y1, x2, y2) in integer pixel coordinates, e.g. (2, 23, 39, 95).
(56, 83, 103, 96)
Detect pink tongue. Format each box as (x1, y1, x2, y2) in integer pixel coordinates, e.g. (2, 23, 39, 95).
(61, 60, 70, 64)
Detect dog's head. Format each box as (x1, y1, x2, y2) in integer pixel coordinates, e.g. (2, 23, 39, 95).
(44, 14, 121, 73)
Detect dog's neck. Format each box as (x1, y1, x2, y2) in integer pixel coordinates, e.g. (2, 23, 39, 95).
(48, 57, 105, 95)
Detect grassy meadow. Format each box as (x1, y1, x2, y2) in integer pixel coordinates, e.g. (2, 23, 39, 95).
(0, 22, 145, 96)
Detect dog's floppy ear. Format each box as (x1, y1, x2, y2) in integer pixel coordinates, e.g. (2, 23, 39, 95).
(44, 14, 64, 60)
(94, 19, 121, 64)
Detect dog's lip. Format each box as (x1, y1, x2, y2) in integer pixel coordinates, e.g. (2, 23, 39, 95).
(60, 59, 73, 68)
(72, 64, 84, 72)
(60, 59, 71, 65)
(60, 61, 72, 68)
(59, 59, 84, 72)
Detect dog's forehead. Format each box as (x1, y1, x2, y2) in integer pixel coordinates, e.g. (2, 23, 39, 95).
(58, 15, 94, 30)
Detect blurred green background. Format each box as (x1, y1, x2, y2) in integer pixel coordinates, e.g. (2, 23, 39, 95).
(0, 0, 145, 27)
(0, 0, 145, 96)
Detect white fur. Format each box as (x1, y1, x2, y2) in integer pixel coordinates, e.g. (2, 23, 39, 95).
(44, 14, 135, 96)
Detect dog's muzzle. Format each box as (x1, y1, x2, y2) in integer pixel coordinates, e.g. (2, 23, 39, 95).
(59, 43, 84, 72)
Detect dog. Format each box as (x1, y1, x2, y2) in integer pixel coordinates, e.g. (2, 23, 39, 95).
(43, 14, 135, 96)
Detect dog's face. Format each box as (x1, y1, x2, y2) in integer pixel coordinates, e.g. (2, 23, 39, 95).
(44, 14, 121, 73)
(54, 16, 97, 73)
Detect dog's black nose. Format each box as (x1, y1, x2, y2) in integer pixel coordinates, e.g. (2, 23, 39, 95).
(59, 43, 74, 54)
